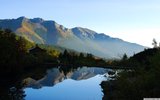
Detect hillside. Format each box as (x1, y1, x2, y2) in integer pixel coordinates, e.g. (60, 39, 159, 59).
(101, 47, 160, 99)
(0, 17, 145, 58)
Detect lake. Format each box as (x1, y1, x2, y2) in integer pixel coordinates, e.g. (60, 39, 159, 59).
(21, 67, 112, 100)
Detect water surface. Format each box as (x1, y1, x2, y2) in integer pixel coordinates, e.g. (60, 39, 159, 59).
(23, 67, 111, 100)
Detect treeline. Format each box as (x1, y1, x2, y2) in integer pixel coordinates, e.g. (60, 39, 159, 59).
(0, 29, 60, 74)
(0, 29, 33, 73)
(101, 48, 160, 100)
(0, 29, 108, 74)
(59, 50, 107, 67)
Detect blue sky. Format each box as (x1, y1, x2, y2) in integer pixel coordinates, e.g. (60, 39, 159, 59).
(1, 0, 160, 47)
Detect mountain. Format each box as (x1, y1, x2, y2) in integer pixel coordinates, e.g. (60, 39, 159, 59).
(0, 17, 145, 58)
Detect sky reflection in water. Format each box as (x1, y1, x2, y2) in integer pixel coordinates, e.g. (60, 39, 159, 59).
(24, 67, 109, 100)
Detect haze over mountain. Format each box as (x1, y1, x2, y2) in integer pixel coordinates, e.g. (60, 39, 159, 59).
(0, 17, 145, 58)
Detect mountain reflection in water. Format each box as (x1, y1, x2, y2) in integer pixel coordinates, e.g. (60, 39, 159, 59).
(23, 67, 111, 100)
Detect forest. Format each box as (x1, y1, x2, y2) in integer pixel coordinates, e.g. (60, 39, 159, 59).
(0, 29, 107, 75)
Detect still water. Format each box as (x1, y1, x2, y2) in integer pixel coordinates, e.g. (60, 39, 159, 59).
(23, 67, 111, 100)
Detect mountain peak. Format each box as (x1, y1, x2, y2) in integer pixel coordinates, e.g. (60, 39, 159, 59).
(72, 27, 97, 34)
(30, 18, 44, 23)
(72, 27, 98, 39)
(17, 16, 28, 21)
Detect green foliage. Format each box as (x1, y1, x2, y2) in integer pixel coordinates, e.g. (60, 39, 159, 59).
(0, 29, 33, 72)
(58, 50, 107, 67)
(37, 44, 61, 57)
(0, 29, 60, 73)
(122, 53, 128, 61)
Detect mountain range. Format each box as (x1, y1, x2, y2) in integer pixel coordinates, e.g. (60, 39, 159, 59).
(0, 17, 145, 58)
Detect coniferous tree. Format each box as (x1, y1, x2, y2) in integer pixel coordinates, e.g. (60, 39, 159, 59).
(152, 38, 158, 48)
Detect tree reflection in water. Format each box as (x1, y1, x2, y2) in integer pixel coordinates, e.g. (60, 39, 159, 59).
(0, 66, 109, 100)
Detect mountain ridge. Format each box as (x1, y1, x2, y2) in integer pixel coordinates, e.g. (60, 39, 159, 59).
(0, 17, 145, 58)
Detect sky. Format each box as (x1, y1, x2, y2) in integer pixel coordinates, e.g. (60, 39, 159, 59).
(1, 0, 160, 47)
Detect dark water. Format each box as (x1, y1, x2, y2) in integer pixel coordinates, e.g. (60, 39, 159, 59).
(23, 67, 111, 100)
